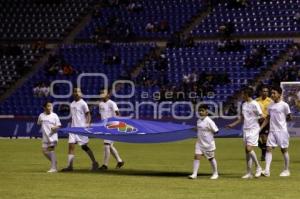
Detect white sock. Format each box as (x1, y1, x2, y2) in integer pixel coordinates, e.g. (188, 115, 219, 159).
(110, 145, 122, 162)
(209, 158, 218, 175)
(283, 151, 290, 171)
(68, 154, 74, 168)
(246, 152, 252, 174)
(49, 151, 57, 170)
(103, 145, 110, 166)
(249, 150, 261, 168)
(192, 160, 200, 176)
(265, 151, 272, 173)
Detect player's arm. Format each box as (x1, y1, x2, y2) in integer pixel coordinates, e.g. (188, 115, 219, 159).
(255, 103, 264, 123)
(210, 120, 219, 134)
(226, 115, 243, 128)
(260, 115, 270, 132)
(113, 102, 120, 116)
(85, 111, 91, 127)
(83, 103, 91, 127)
(285, 103, 292, 121)
(50, 115, 62, 136)
(258, 115, 265, 123)
(37, 117, 41, 125)
(286, 113, 292, 121)
(50, 125, 61, 136)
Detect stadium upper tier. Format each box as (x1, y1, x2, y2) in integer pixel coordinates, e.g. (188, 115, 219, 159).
(77, 0, 206, 39)
(0, 0, 96, 41)
(191, 0, 300, 37)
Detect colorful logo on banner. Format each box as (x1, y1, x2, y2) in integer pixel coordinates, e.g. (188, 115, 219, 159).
(106, 121, 138, 133)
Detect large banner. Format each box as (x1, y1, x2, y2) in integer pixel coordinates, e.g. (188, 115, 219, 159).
(0, 117, 241, 139)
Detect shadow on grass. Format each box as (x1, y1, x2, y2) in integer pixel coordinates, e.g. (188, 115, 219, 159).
(59, 168, 192, 178)
(51, 168, 241, 179)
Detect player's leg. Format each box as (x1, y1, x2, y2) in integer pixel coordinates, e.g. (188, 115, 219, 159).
(207, 151, 218, 180)
(47, 145, 57, 172)
(99, 141, 111, 170)
(242, 145, 253, 179)
(42, 135, 51, 161)
(62, 133, 77, 171)
(279, 132, 290, 177)
(258, 123, 269, 161)
(109, 143, 124, 169)
(61, 142, 75, 172)
(262, 131, 277, 177)
(249, 129, 262, 177)
(242, 132, 253, 178)
(279, 148, 290, 177)
(68, 143, 76, 168)
(263, 146, 273, 177)
(42, 145, 51, 161)
(189, 154, 202, 179)
(81, 144, 99, 171)
(260, 133, 268, 161)
(246, 145, 262, 178)
(189, 142, 202, 179)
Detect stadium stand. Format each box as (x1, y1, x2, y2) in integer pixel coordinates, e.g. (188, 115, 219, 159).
(0, 44, 45, 96)
(0, 0, 96, 41)
(0, 43, 154, 116)
(77, 0, 207, 40)
(0, 0, 298, 120)
(191, 0, 300, 37)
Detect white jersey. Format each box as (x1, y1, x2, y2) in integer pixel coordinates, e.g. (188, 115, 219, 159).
(242, 100, 262, 130)
(70, 99, 89, 127)
(99, 99, 119, 119)
(268, 101, 291, 132)
(196, 117, 219, 151)
(38, 112, 61, 142)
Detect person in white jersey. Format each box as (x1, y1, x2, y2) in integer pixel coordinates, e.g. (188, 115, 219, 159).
(61, 88, 99, 172)
(227, 87, 263, 179)
(98, 88, 124, 170)
(189, 104, 219, 180)
(37, 101, 61, 173)
(260, 86, 292, 177)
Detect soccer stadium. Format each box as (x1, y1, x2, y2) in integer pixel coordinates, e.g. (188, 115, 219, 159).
(1, 0, 300, 198)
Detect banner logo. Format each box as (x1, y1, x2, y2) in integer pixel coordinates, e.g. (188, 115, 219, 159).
(106, 121, 137, 133)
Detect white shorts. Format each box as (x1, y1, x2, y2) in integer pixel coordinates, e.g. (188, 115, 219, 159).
(195, 143, 215, 159)
(42, 133, 58, 148)
(243, 128, 260, 146)
(104, 139, 114, 145)
(267, 131, 289, 148)
(68, 133, 89, 146)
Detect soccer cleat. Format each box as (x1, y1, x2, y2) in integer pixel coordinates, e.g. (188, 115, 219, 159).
(241, 173, 253, 179)
(98, 164, 108, 171)
(255, 167, 262, 178)
(61, 166, 73, 172)
(115, 161, 125, 169)
(188, 174, 197, 179)
(261, 170, 270, 177)
(47, 168, 57, 173)
(91, 162, 99, 171)
(210, 173, 219, 180)
(279, 170, 290, 177)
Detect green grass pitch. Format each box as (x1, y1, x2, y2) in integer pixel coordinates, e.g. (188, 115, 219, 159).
(1, 138, 300, 199)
